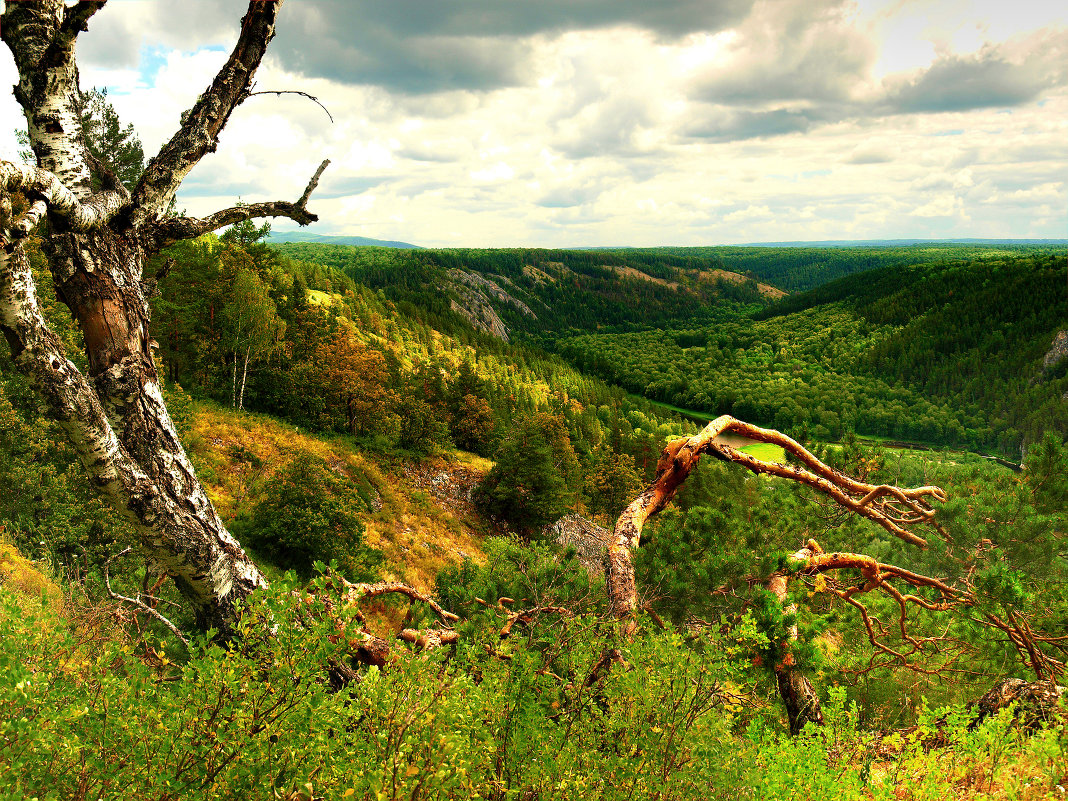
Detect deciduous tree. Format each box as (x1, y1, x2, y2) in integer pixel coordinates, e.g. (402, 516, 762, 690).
(0, 0, 326, 637)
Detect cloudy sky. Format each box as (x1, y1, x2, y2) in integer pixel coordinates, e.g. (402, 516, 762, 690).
(2, 0, 1066, 246)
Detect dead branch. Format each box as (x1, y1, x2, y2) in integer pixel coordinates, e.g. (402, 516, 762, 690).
(152, 159, 330, 248)
(132, 0, 285, 220)
(334, 576, 459, 624)
(585, 647, 625, 688)
(309, 575, 462, 672)
(104, 547, 190, 649)
(608, 415, 946, 623)
(770, 539, 973, 676)
(399, 628, 460, 650)
(499, 605, 574, 639)
(247, 89, 335, 123)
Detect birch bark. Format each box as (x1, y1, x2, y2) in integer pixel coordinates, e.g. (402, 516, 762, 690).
(0, 0, 324, 637)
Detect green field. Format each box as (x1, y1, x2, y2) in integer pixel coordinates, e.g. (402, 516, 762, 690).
(739, 442, 786, 462)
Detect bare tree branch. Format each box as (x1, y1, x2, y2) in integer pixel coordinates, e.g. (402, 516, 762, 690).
(247, 89, 335, 123)
(59, 1, 107, 44)
(399, 628, 460, 650)
(104, 547, 191, 649)
(607, 415, 946, 623)
(334, 576, 460, 624)
(132, 0, 285, 220)
(499, 605, 574, 639)
(151, 159, 330, 248)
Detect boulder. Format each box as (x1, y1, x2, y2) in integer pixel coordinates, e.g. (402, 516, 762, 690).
(969, 678, 1063, 730)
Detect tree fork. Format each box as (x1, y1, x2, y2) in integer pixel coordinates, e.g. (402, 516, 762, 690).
(0, 0, 337, 638)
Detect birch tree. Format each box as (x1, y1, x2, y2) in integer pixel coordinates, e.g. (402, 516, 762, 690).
(222, 268, 284, 410)
(0, 0, 327, 638)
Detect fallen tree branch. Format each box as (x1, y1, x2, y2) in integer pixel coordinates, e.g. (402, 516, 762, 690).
(399, 628, 460, 650)
(335, 577, 459, 624)
(499, 605, 574, 639)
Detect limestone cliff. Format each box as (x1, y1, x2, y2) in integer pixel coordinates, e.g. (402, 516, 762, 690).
(1042, 330, 1068, 374)
(444, 269, 537, 342)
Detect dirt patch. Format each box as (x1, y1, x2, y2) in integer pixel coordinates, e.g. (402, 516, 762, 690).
(609, 265, 681, 290)
(700, 269, 787, 300)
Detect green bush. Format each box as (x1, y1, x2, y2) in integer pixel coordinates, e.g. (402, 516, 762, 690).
(2, 574, 1066, 800)
(242, 455, 381, 580)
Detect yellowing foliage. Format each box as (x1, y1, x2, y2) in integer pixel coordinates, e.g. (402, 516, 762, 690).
(0, 540, 60, 603)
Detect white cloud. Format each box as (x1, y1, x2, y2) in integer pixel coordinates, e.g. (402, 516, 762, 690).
(1, 0, 1065, 245)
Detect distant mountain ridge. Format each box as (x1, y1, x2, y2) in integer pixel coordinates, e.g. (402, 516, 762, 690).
(267, 230, 421, 249)
(271, 243, 768, 340)
(739, 238, 1068, 247)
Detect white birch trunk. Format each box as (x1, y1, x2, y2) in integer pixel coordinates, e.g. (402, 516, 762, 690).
(239, 345, 251, 411)
(0, 0, 295, 638)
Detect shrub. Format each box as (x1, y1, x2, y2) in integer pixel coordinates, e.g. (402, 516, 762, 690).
(244, 455, 381, 580)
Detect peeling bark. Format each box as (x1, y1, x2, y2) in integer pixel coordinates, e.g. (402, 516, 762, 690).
(767, 546, 824, 735)
(1, 0, 331, 639)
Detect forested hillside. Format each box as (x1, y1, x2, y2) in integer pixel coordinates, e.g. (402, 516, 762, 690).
(4, 228, 1067, 798)
(554, 254, 1067, 457)
(610, 242, 1065, 292)
(281, 242, 1066, 458)
(4, 3, 1066, 797)
(272, 242, 770, 336)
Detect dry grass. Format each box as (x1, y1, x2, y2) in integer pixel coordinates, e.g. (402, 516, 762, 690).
(190, 403, 488, 593)
(699, 268, 787, 300)
(0, 540, 61, 604)
(609, 265, 681, 290)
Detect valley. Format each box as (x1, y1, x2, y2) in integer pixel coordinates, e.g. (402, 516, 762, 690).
(3, 2, 1066, 795)
(2, 232, 1065, 799)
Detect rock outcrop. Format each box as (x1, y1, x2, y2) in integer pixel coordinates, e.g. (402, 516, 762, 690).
(1042, 330, 1068, 374)
(444, 269, 537, 342)
(545, 514, 612, 576)
(969, 678, 1064, 730)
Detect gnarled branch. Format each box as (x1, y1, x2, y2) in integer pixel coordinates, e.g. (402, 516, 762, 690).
(333, 576, 460, 625)
(59, 1, 108, 45)
(151, 159, 330, 249)
(1, 160, 129, 237)
(499, 605, 574, 639)
(773, 539, 971, 678)
(607, 415, 946, 622)
(132, 0, 284, 220)
(313, 575, 461, 670)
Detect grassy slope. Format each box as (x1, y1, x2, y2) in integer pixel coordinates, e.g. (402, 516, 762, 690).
(187, 402, 490, 591)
